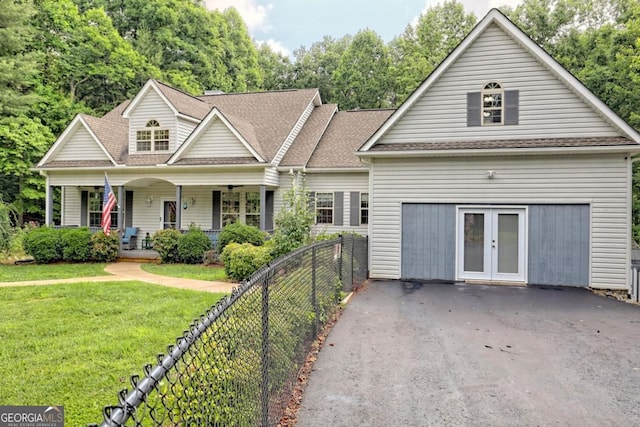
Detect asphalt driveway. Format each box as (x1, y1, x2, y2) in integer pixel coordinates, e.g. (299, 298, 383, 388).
(296, 281, 640, 426)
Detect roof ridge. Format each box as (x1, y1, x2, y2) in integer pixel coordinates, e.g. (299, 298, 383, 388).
(152, 79, 207, 105)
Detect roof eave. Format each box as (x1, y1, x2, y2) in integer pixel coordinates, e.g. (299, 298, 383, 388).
(356, 145, 640, 158)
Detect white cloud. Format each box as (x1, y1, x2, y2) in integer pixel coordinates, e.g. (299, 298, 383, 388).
(256, 39, 291, 57)
(418, 0, 523, 20)
(204, 0, 273, 32)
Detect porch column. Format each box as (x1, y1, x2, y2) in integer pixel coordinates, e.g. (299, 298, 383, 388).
(117, 186, 125, 252)
(259, 185, 266, 231)
(176, 185, 182, 230)
(45, 180, 54, 226)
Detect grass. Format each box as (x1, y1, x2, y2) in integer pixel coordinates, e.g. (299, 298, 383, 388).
(141, 263, 229, 281)
(0, 281, 225, 426)
(0, 263, 110, 282)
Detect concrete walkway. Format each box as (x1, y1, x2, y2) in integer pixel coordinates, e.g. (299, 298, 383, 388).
(0, 262, 236, 293)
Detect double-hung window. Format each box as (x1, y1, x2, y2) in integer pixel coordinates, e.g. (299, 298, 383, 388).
(221, 191, 240, 226)
(245, 192, 260, 227)
(316, 193, 333, 224)
(136, 120, 169, 152)
(482, 82, 503, 125)
(360, 192, 369, 225)
(88, 190, 118, 228)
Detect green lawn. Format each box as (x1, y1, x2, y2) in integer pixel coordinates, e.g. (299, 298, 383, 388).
(0, 281, 225, 426)
(141, 263, 228, 281)
(0, 263, 110, 282)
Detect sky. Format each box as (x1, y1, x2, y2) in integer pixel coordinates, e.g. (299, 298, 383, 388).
(203, 0, 524, 56)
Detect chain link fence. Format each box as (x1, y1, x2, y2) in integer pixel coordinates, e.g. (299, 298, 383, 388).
(91, 234, 368, 426)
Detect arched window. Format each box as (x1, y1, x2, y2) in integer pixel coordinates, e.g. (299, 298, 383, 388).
(136, 120, 169, 151)
(482, 82, 503, 125)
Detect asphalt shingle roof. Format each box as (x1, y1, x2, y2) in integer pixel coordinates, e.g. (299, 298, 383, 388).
(280, 104, 338, 167)
(366, 137, 638, 152)
(307, 109, 394, 168)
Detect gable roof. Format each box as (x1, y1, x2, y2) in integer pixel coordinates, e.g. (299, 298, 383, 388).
(36, 114, 120, 168)
(198, 89, 321, 162)
(122, 79, 210, 121)
(167, 108, 266, 165)
(360, 8, 640, 153)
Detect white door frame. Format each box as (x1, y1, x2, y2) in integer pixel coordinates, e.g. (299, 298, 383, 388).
(456, 206, 527, 283)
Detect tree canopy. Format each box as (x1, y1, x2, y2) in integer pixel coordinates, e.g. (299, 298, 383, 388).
(0, 0, 639, 232)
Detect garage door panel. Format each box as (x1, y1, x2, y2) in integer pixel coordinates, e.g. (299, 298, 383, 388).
(528, 205, 589, 286)
(401, 204, 455, 280)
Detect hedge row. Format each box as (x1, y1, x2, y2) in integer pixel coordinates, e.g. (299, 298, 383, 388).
(23, 227, 119, 263)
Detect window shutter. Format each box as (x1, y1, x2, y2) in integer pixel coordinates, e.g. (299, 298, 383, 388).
(350, 192, 360, 226)
(467, 92, 481, 126)
(212, 191, 221, 230)
(334, 192, 343, 226)
(265, 191, 274, 230)
(504, 90, 519, 125)
(125, 191, 134, 227)
(80, 191, 88, 226)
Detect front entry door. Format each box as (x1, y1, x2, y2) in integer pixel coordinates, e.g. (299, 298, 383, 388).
(457, 208, 526, 282)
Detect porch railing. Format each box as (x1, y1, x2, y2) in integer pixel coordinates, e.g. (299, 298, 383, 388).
(90, 234, 368, 426)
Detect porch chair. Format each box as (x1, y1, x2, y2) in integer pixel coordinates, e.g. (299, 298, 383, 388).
(122, 227, 139, 250)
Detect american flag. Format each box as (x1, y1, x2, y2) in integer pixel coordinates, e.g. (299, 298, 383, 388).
(101, 175, 117, 236)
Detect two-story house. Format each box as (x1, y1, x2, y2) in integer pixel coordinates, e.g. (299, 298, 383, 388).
(36, 9, 640, 291)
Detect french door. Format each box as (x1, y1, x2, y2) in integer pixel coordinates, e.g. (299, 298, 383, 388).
(457, 207, 526, 282)
(163, 200, 177, 229)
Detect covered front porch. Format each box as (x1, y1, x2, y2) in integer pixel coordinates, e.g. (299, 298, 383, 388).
(45, 175, 278, 250)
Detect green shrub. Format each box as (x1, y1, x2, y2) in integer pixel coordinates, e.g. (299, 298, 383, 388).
(152, 228, 182, 263)
(177, 226, 212, 264)
(217, 222, 265, 254)
(220, 242, 272, 281)
(90, 231, 119, 262)
(23, 226, 62, 263)
(60, 227, 92, 262)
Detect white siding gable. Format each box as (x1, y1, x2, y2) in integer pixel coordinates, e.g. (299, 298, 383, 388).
(128, 89, 177, 154)
(54, 125, 111, 161)
(379, 23, 620, 145)
(181, 116, 253, 159)
(177, 117, 197, 147)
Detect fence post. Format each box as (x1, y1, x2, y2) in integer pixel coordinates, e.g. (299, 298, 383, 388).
(312, 245, 318, 337)
(350, 234, 355, 290)
(338, 234, 343, 285)
(261, 274, 270, 426)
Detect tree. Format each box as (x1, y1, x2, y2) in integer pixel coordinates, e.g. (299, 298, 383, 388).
(257, 44, 293, 91)
(389, 0, 476, 105)
(271, 172, 315, 258)
(291, 36, 352, 104)
(0, 0, 40, 117)
(333, 29, 391, 110)
(0, 116, 53, 226)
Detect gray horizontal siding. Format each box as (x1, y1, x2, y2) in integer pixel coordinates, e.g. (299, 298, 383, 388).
(382, 24, 619, 144)
(182, 117, 253, 158)
(369, 154, 630, 289)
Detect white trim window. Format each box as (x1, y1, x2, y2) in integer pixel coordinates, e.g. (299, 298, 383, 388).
(222, 191, 240, 226)
(89, 190, 118, 228)
(482, 82, 503, 125)
(316, 192, 333, 224)
(360, 192, 369, 225)
(136, 120, 170, 151)
(245, 192, 260, 227)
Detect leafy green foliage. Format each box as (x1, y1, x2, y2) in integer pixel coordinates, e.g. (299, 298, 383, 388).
(177, 226, 212, 264)
(271, 172, 315, 258)
(23, 226, 62, 263)
(90, 230, 119, 262)
(217, 222, 265, 254)
(59, 227, 92, 262)
(333, 29, 392, 110)
(152, 228, 182, 263)
(0, 200, 15, 254)
(220, 242, 271, 281)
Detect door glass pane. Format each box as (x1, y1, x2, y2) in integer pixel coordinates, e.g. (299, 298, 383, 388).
(497, 213, 519, 274)
(163, 201, 176, 229)
(464, 213, 485, 272)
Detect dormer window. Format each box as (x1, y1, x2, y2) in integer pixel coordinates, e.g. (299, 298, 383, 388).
(482, 82, 503, 125)
(137, 120, 169, 151)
